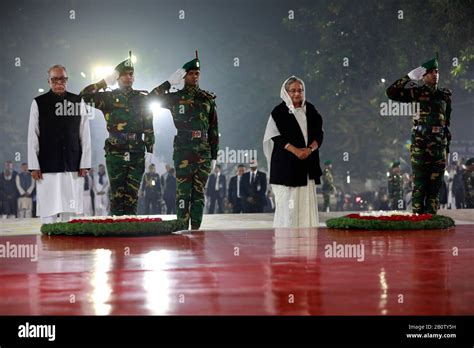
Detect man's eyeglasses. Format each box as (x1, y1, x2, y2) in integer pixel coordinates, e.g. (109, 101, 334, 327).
(50, 77, 68, 84)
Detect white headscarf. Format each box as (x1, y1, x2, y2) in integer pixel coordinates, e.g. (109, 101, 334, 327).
(280, 76, 306, 114)
(263, 76, 307, 176)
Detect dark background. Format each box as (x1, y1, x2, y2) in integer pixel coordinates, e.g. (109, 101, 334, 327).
(1, 0, 473, 190)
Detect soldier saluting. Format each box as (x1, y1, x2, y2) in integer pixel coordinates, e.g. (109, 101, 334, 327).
(80, 52, 154, 216)
(386, 54, 452, 214)
(150, 51, 219, 230)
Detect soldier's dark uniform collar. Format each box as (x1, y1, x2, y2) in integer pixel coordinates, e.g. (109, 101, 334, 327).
(118, 86, 133, 95)
(183, 84, 199, 94)
(424, 83, 438, 94)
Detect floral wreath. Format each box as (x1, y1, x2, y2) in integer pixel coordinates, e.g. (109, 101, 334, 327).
(41, 216, 188, 237)
(326, 211, 455, 230)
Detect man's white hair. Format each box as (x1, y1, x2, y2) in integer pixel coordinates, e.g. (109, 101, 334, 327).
(47, 64, 67, 76)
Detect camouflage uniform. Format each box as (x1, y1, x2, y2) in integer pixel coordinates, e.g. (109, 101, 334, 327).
(388, 171, 403, 210)
(321, 166, 335, 212)
(150, 60, 218, 229)
(463, 159, 474, 208)
(80, 61, 154, 216)
(386, 58, 452, 214)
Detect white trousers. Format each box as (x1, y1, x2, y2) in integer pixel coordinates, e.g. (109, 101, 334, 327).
(272, 177, 319, 228)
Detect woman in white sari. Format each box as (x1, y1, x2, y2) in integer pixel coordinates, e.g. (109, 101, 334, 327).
(263, 76, 324, 228)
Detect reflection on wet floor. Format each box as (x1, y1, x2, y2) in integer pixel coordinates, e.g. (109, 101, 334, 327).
(0, 226, 472, 315)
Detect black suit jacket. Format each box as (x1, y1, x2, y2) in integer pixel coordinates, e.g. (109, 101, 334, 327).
(206, 173, 226, 198)
(163, 175, 176, 200)
(228, 175, 245, 205)
(241, 171, 267, 206)
(270, 101, 324, 186)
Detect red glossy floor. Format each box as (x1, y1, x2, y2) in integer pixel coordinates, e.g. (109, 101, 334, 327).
(0, 226, 473, 315)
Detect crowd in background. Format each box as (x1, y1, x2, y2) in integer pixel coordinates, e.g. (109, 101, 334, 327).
(1, 157, 473, 218)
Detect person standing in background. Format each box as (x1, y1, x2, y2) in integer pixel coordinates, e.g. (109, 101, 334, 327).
(206, 164, 226, 214)
(16, 163, 35, 218)
(163, 167, 177, 214)
(0, 161, 19, 218)
(241, 159, 267, 214)
(140, 164, 162, 215)
(228, 164, 246, 213)
(93, 164, 110, 216)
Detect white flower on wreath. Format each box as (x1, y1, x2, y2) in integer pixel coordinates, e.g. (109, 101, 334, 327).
(74, 215, 157, 221)
(359, 211, 420, 217)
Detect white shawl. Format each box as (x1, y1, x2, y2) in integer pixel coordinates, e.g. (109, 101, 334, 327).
(263, 76, 307, 177)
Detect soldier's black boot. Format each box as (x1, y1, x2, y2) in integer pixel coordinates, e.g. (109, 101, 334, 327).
(191, 220, 201, 230)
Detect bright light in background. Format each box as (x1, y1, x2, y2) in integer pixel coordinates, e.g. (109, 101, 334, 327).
(150, 102, 162, 116)
(131, 55, 137, 64)
(80, 72, 86, 78)
(93, 65, 114, 81)
(38, 88, 44, 93)
(380, 78, 386, 83)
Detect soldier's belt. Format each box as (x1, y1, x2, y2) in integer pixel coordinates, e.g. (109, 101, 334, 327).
(109, 132, 143, 141)
(413, 125, 446, 134)
(177, 130, 208, 140)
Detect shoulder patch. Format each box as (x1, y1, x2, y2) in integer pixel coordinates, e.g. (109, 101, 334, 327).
(404, 81, 421, 89)
(441, 87, 452, 97)
(199, 89, 216, 99)
(134, 90, 149, 96)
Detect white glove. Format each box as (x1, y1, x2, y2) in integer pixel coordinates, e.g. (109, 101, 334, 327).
(211, 159, 217, 172)
(104, 70, 119, 86)
(167, 68, 186, 86)
(145, 152, 153, 167)
(407, 66, 426, 81)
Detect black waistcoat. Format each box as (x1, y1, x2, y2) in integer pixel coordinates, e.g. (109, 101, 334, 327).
(270, 101, 324, 186)
(35, 90, 82, 173)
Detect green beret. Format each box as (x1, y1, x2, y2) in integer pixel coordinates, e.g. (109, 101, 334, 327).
(391, 161, 400, 168)
(324, 160, 332, 165)
(182, 58, 200, 72)
(115, 57, 134, 75)
(466, 158, 474, 166)
(421, 56, 439, 72)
